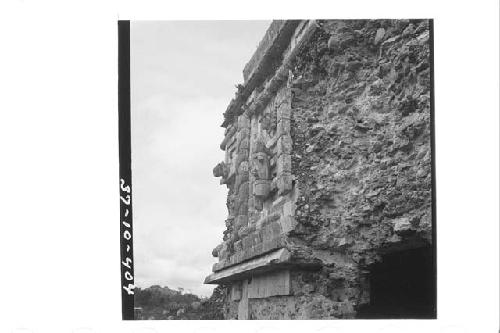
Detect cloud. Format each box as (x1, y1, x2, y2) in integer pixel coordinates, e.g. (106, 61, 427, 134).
(130, 21, 271, 297)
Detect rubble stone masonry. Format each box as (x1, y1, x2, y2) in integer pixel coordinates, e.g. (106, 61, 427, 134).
(206, 19, 434, 319)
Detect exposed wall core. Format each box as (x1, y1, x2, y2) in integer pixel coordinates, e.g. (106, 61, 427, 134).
(206, 19, 434, 320)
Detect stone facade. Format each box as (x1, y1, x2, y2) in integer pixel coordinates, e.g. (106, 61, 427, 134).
(205, 19, 434, 319)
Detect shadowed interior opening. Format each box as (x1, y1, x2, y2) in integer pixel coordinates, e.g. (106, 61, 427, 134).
(356, 246, 436, 319)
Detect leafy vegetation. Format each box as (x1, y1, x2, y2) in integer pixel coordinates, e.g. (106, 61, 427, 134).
(134, 285, 224, 320)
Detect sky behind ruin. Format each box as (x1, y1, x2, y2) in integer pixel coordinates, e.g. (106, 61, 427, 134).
(130, 21, 271, 297)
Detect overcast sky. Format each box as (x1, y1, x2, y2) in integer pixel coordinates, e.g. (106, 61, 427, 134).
(130, 21, 271, 297)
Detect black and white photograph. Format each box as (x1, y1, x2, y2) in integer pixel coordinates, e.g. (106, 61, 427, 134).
(1, 1, 498, 332)
(120, 19, 436, 320)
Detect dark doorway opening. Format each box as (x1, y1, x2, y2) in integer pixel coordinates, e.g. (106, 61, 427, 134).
(356, 246, 436, 319)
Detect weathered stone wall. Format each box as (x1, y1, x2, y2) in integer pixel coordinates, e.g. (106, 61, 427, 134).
(206, 19, 433, 320)
(281, 19, 432, 318)
(291, 19, 432, 253)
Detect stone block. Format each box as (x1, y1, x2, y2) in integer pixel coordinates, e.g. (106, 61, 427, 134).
(228, 163, 236, 178)
(277, 135, 292, 156)
(242, 20, 292, 82)
(277, 154, 292, 174)
(277, 118, 291, 137)
(250, 232, 261, 246)
(228, 252, 237, 263)
(259, 211, 281, 227)
(212, 243, 223, 257)
(280, 216, 297, 233)
(277, 173, 293, 195)
(261, 225, 273, 243)
(283, 201, 293, 216)
(234, 175, 242, 192)
(238, 181, 249, 199)
(235, 252, 245, 263)
(235, 152, 248, 167)
(235, 215, 248, 229)
(254, 197, 263, 211)
(261, 235, 285, 253)
(204, 248, 294, 285)
(238, 128, 250, 140)
(238, 280, 249, 319)
(269, 156, 276, 169)
(219, 247, 228, 260)
(247, 270, 291, 299)
(231, 283, 242, 301)
(270, 177, 278, 193)
(392, 217, 413, 234)
(239, 137, 250, 150)
(268, 201, 284, 217)
(245, 246, 255, 258)
(237, 226, 251, 238)
(373, 27, 385, 45)
(265, 134, 278, 150)
(277, 104, 291, 120)
(243, 248, 255, 261)
(238, 161, 249, 176)
(262, 222, 282, 242)
(270, 221, 283, 237)
(253, 179, 271, 198)
(242, 235, 254, 250)
(252, 242, 263, 255)
(238, 115, 250, 129)
(238, 202, 248, 215)
(248, 196, 256, 211)
(258, 227, 267, 243)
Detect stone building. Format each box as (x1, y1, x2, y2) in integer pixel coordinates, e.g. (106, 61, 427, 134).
(205, 20, 434, 319)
